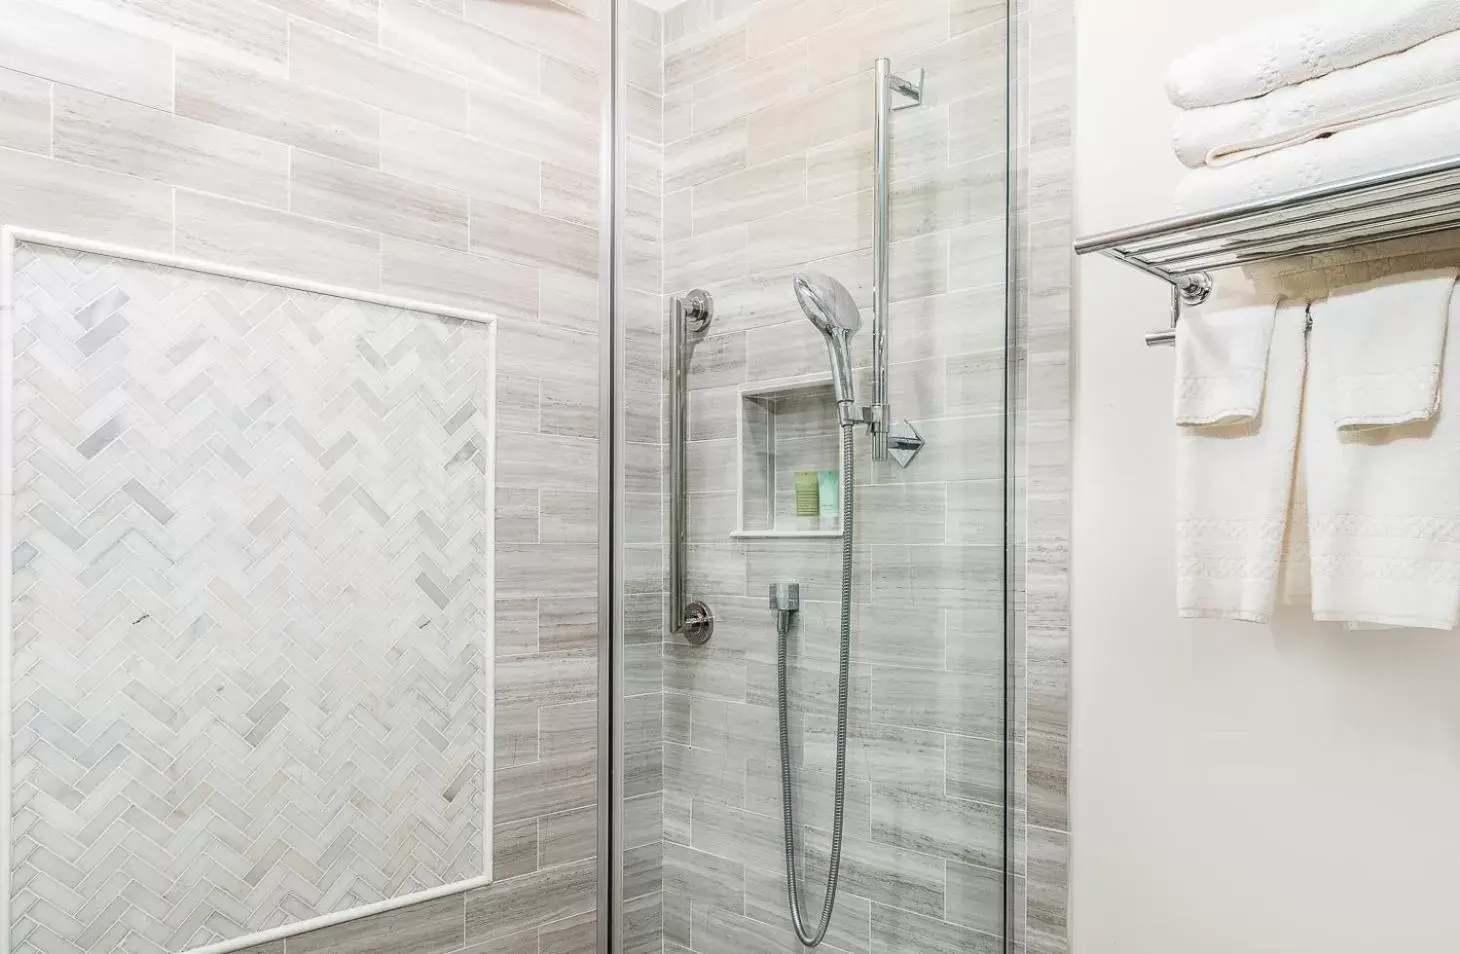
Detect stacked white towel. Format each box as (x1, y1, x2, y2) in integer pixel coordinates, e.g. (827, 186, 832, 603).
(1167, 0, 1460, 213)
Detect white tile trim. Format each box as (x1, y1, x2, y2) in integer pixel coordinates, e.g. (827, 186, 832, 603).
(0, 226, 498, 954)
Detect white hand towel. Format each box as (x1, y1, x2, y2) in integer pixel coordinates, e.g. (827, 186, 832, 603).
(1176, 96, 1460, 214)
(1309, 269, 1457, 429)
(1173, 30, 1460, 169)
(1304, 290, 1460, 630)
(1177, 301, 1308, 622)
(1165, 0, 1460, 109)
(1174, 298, 1281, 425)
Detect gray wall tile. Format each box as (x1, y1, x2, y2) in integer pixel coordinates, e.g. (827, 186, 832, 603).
(0, 147, 173, 249)
(292, 149, 469, 248)
(463, 858, 597, 943)
(54, 86, 288, 207)
(175, 189, 381, 288)
(381, 237, 537, 321)
(0, 68, 51, 155)
(0, 0, 173, 109)
(289, 894, 464, 954)
(471, 201, 598, 278)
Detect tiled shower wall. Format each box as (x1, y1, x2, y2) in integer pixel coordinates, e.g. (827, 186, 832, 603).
(0, 0, 606, 950)
(656, 0, 1011, 951)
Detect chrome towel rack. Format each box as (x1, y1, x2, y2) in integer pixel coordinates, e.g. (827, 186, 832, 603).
(1074, 155, 1460, 345)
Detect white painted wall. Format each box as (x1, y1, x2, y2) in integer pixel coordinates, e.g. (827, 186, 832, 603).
(1071, 2, 1460, 951)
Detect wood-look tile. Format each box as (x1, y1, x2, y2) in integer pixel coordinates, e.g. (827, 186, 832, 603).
(540, 267, 600, 333)
(290, 18, 469, 131)
(292, 149, 469, 248)
(496, 599, 539, 657)
(664, 118, 746, 192)
(949, 88, 1006, 164)
(746, 72, 870, 164)
(800, 601, 945, 669)
(945, 477, 1005, 546)
(806, 0, 951, 89)
(946, 730, 1003, 805)
(691, 41, 808, 133)
(663, 643, 746, 702)
(262, 0, 378, 41)
(871, 415, 1003, 484)
(892, 286, 1006, 363)
(498, 374, 542, 435)
(495, 817, 540, 880)
(457, 926, 537, 954)
(495, 752, 597, 823)
(688, 799, 781, 872)
(664, 18, 745, 93)
(869, 902, 1001, 954)
(537, 910, 596, 954)
(497, 543, 597, 599)
(176, 51, 379, 167)
(687, 906, 797, 954)
(743, 866, 872, 954)
(465, 0, 599, 71)
(665, 225, 748, 292)
(116, 0, 291, 70)
(471, 201, 598, 278)
(541, 162, 597, 228)
(382, 0, 539, 87)
(746, 656, 870, 722)
(494, 703, 539, 768)
(622, 893, 663, 954)
(910, 23, 1008, 108)
(540, 700, 597, 760)
(230, 943, 285, 954)
(807, 104, 948, 205)
(381, 113, 539, 211)
(54, 87, 288, 208)
(623, 791, 662, 850)
(538, 596, 597, 654)
(952, 0, 1004, 35)
(855, 483, 948, 545)
(0, 0, 172, 109)
(625, 82, 661, 144)
(869, 662, 1000, 737)
(464, 858, 596, 943)
(691, 156, 807, 233)
(663, 742, 745, 807)
(497, 433, 597, 492)
(804, 829, 945, 919)
(0, 68, 50, 155)
(891, 152, 1005, 240)
(498, 650, 596, 708)
(624, 641, 663, 696)
(497, 487, 539, 543)
(0, 149, 171, 249)
(538, 492, 597, 545)
(381, 236, 537, 321)
(470, 82, 598, 177)
(747, 189, 872, 275)
(622, 841, 662, 903)
(746, 0, 877, 57)
(540, 379, 597, 439)
(538, 805, 595, 867)
(662, 841, 744, 943)
(289, 894, 464, 954)
(683, 541, 747, 599)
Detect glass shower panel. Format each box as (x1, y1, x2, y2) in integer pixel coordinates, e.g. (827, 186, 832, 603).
(613, 0, 1011, 950)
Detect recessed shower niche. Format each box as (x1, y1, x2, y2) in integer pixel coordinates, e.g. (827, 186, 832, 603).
(732, 373, 845, 539)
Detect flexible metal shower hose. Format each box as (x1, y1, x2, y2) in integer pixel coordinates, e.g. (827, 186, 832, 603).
(776, 421, 853, 948)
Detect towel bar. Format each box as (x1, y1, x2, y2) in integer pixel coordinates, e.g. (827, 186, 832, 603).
(1075, 155, 1460, 346)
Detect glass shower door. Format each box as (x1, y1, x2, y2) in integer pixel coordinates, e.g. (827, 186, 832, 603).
(611, 0, 1011, 950)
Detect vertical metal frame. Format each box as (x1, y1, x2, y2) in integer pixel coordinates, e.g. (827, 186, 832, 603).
(1002, 0, 1022, 948)
(595, 0, 622, 948)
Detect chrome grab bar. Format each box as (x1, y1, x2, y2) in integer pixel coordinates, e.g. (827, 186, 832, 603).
(670, 290, 714, 644)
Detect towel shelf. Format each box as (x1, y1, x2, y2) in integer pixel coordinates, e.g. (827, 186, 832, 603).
(1074, 155, 1460, 345)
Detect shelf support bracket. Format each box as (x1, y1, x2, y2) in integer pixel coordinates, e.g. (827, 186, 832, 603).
(1144, 271, 1213, 347)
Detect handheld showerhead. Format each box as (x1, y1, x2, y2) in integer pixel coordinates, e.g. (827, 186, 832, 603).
(792, 271, 860, 408)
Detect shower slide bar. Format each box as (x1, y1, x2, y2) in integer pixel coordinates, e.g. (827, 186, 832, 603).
(670, 289, 714, 645)
(1074, 154, 1460, 346)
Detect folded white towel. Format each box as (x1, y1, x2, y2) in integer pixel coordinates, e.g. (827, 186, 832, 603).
(1305, 290, 1460, 630)
(1176, 96, 1460, 214)
(1174, 298, 1281, 425)
(1176, 301, 1308, 622)
(1309, 269, 1457, 429)
(1173, 30, 1460, 169)
(1166, 0, 1460, 109)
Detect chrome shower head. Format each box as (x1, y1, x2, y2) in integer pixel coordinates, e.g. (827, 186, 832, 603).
(792, 271, 860, 407)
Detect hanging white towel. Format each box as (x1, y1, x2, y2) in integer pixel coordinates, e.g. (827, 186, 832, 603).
(1172, 30, 1460, 169)
(1176, 301, 1308, 622)
(1309, 269, 1457, 429)
(1304, 290, 1460, 630)
(1174, 298, 1281, 425)
(1176, 97, 1460, 214)
(1165, 0, 1460, 109)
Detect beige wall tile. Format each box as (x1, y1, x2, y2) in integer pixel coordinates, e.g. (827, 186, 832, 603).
(0, 147, 172, 248)
(691, 156, 807, 233)
(746, 72, 871, 164)
(471, 200, 598, 277)
(261, 0, 378, 40)
(805, 0, 952, 89)
(471, 80, 599, 177)
(745, 0, 877, 58)
(292, 149, 469, 248)
(290, 18, 470, 131)
(0, 0, 173, 109)
(122, 0, 290, 70)
(176, 51, 381, 167)
(382, 0, 539, 88)
(54, 86, 288, 207)
(807, 103, 949, 204)
(665, 18, 745, 92)
(175, 189, 381, 288)
(691, 42, 808, 133)
(381, 236, 537, 320)
(381, 112, 539, 210)
(665, 118, 747, 192)
(0, 68, 51, 156)
(465, 0, 600, 71)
